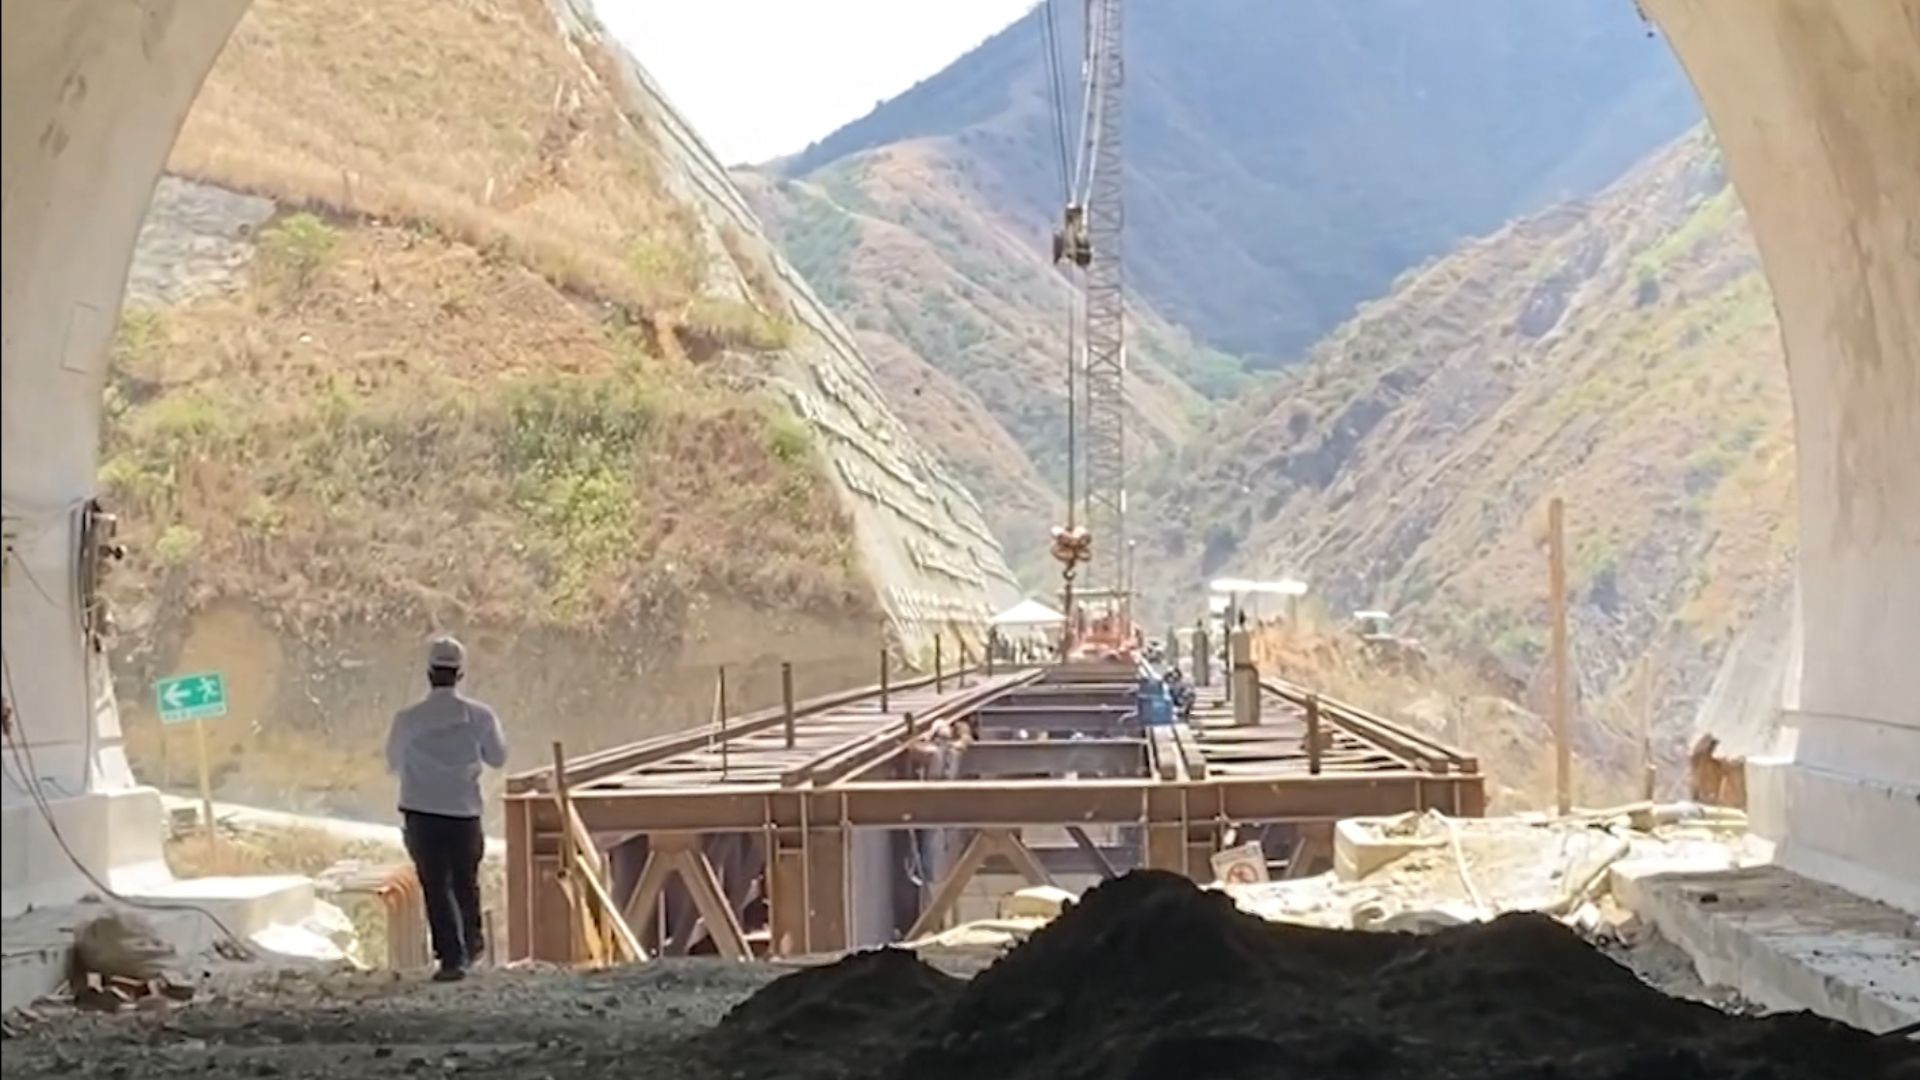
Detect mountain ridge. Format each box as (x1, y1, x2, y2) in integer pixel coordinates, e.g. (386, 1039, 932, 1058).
(776, 0, 1701, 363)
(1140, 128, 1792, 778)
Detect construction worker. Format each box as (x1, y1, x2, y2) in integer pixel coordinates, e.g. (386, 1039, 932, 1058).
(386, 636, 506, 981)
(1166, 666, 1196, 721)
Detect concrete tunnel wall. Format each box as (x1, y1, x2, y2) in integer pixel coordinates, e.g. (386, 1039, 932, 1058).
(1645, 0, 1920, 912)
(1, 0, 252, 916)
(1, 0, 1915, 909)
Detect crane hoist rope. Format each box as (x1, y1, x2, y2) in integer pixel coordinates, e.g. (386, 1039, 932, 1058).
(1037, 0, 1076, 206)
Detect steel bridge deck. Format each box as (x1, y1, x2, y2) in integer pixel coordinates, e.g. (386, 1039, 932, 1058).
(504, 662, 1484, 962)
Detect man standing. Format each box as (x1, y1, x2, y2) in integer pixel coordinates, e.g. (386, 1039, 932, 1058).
(386, 636, 506, 981)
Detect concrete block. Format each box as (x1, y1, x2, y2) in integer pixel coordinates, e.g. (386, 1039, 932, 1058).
(127, 875, 316, 940)
(2, 787, 170, 918)
(1612, 861, 1920, 1033)
(1745, 714, 1920, 914)
(1334, 816, 1445, 882)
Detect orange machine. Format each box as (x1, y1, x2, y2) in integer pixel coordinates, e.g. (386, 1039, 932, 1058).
(1071, 588, 1139, 660)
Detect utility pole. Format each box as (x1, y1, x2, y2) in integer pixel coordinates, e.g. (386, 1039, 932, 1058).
(1547, 497, 1572, 816)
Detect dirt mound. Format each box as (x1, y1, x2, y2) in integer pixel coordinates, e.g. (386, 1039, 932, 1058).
(707, 872, 1912, 1080)
(711, 947, 961, 1079)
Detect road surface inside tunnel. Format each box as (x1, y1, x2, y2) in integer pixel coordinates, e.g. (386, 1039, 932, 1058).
(3, 873, 1910, 1080)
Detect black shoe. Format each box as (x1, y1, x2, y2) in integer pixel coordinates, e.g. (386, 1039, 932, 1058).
(431, 965, 467, 983)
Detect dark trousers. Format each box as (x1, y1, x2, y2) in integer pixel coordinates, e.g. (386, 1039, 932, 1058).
(402, 810, 484, 969)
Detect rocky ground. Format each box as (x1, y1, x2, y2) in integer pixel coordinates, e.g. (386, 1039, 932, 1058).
(4, 875, 1909, 1080)
(2, 961, 774, 1080)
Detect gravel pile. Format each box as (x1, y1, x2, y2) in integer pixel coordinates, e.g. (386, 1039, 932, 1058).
(707, 870, 1915, 1080)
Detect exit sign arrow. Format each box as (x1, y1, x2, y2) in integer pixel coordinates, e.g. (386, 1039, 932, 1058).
(154, 671, 229, 725)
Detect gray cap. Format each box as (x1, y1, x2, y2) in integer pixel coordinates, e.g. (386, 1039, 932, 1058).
(427, 635, 466, 671)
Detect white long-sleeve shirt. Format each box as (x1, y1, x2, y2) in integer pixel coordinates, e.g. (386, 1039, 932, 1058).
(386, 687, 507, 819)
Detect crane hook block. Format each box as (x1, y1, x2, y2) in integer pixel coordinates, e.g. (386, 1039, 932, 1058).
(1049, 524, 1092, 568)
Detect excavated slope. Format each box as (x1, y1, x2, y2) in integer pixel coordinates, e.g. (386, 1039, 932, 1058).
(102, 0, 1017, 818)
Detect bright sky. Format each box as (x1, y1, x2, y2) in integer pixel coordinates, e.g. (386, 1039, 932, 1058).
(601, 1, 1037, 165)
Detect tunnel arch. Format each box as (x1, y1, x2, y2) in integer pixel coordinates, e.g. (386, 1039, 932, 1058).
(3, 0, 1915, 912)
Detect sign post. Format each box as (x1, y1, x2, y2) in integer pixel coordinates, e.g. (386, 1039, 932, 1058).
(154, 672, 228, 842)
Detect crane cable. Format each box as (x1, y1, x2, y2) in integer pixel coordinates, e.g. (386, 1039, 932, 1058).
(1037, 0, 1076, 205)
(1070, 0, 1109, 205)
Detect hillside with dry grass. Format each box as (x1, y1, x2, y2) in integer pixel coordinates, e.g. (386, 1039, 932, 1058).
(103, 0, 1015, 820)
(1145, 130, 1793, 774)
(1248, 620, 1639, 812)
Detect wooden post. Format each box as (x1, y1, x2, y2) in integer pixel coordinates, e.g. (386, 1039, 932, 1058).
(195, 715, 217, 847)
(1305, 693, 1323, 775)
(716, 666, 730, 780)
(935, 634, 944, 693)
(781, 662, 796, 750)
(1548, 496, 1572, 817)
(504, 796, 531, 960)
(1639, 663, 1657, 801)
(904, 711, 917, 738)
(549, 741, 581, 963)
(879, 649, 891, 713)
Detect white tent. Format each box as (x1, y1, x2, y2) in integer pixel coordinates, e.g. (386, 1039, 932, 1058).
(989, 598, 1067, 628)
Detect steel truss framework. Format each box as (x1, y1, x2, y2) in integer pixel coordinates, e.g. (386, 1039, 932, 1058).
(504, 663, 1484, 962)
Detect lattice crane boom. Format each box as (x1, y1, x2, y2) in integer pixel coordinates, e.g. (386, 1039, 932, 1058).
(1080, 0, 1126, 608)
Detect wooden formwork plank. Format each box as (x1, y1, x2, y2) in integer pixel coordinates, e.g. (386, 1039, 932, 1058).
(904, 830, 996, 941)
(768, 836, 808, 957)
(505, 797, 534, 960)
(986, 829, 1054, 888)
(1145, 825, 1190, 877)
(804, 827, 849, 954)
(574, 851, 645, 962)
(665, 849, 751, 961)
(548, 741, 597, 966)
(619, 851, 676, 942)
(1065, 825, 1119, 879)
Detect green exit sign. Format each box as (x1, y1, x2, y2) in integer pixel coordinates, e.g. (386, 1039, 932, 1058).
(154, 672, 228, 725)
